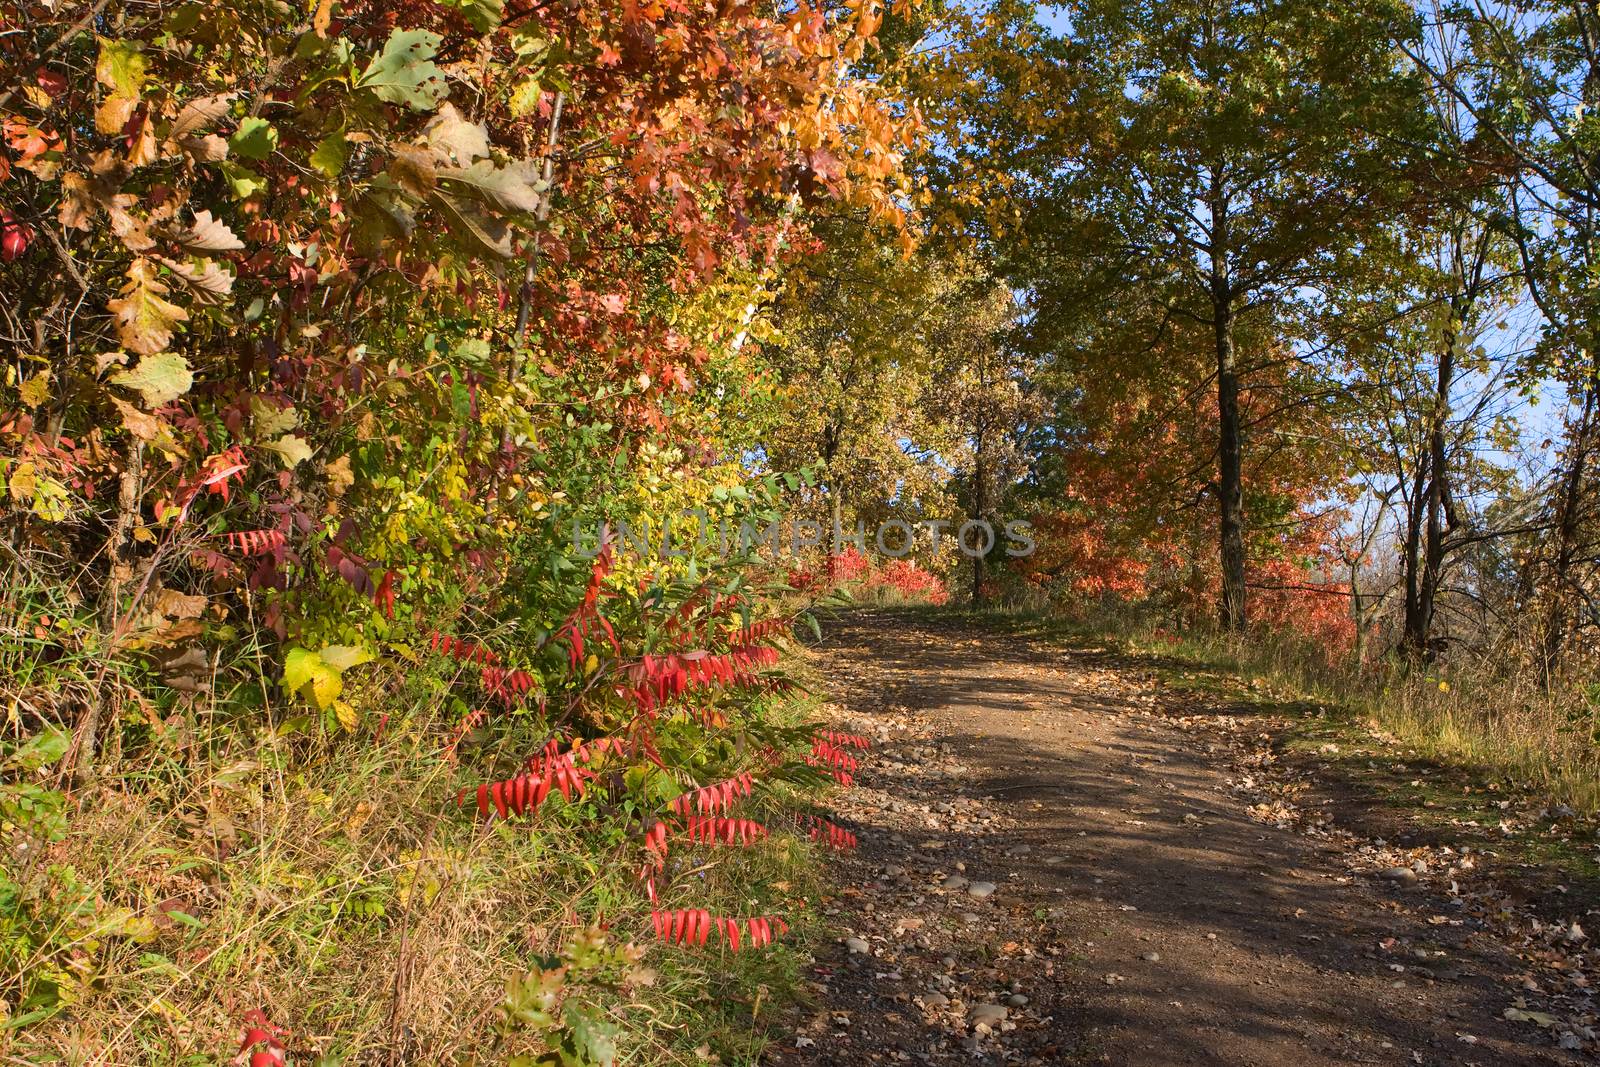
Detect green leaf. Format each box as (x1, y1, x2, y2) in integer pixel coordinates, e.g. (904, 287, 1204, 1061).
(221, 162, 269, 199)
(111, 351, 193, 408)
(7, 726, 69, 772)
(311, 133, 349, 178)
(453, 338, 492, 367)
(563, 1003, 619, 1066)
(357, 29, 448, 111)
(443, 0, 505, 32)
(228, 117, 279, 161)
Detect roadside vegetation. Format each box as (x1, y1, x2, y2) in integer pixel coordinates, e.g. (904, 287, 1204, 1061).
(12, 0, 1600, 1061)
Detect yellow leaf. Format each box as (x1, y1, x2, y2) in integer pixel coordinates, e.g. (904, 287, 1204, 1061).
(264, 433, 313, 468)
(94, 37, 147, 135)
(333, 699, 359, 732)
(8, 461, 37, 503)
(17, 372, 49, 408)
(320, 643, 375, 672)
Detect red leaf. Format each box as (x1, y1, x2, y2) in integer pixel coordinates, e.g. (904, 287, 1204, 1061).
(225, 529, 285, 556)
(372, 568, 397, 619)
(670, 771, 754, 816)
(429, 631, 499, 665)
(649, 909, 788, 951)
(236, 1010, 285, 1067)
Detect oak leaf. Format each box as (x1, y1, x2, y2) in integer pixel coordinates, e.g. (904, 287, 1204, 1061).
(107, 260, 189, 357)
(438, 159, 547, 214)
(156, 256, 234, 305)
(170, 209, 244, 253)
(168, 92, 236, 141)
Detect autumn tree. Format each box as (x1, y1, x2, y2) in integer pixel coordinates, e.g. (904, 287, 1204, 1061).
(920, 280, 1042, 603)
(922, 0, 1429, 628)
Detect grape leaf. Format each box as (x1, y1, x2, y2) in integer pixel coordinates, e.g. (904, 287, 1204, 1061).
(95, 38, 146, 134)
(357, 29, 448, 111)
(228, 117, 278, 161)
(310, 134, 349, 178)
(111, 350, 193, 407)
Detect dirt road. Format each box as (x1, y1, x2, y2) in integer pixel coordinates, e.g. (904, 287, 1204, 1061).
(767, 611, 1590, 1066)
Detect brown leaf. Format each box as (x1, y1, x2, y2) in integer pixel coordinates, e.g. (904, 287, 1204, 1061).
(58, 173, 97, 230)
(424, 104, 491, 165)
(388, 144, 438, 198)
(96, 94, 139, 137)
(156, 256, 233, 305)
(179, 134, 228, 163)
(126, 115, 160, 168)
(324, 454, 354, 496)
(111, 396, 165, 441)
(170, 209, 243, 253)
(429, 190, 511, 258)
(110, 203, 155, 252)
(169, 92, 236, 141)
(107, 259, 188, 355)
(153, 587, 208, 620)
(57, 163, 138, 233)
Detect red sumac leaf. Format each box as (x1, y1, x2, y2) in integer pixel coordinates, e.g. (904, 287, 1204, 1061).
(649, 910, 788, 951)
(225, 529, 285, 555)
(814, 730, 870, 750)
(429, 631, 499, 665)
(670, 771, 754, 816)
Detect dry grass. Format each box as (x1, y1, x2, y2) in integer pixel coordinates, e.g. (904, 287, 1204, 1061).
(1144, 624, 1600, 813)
(2, 659, 826, 1065)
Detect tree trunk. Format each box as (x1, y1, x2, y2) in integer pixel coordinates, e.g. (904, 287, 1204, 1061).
(1403, 325, 1456, 659)
(1540, 364, 1598, 684)
(1349, 555, 1365, 667)
(1210, 168, 1246, 631)
(79, 438, 143, 785)
(971, 428, 987, 606)
(829, 478, 843, 555)
(1216, 308, 1241, 630)
(1215, 307, 1246, 631)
